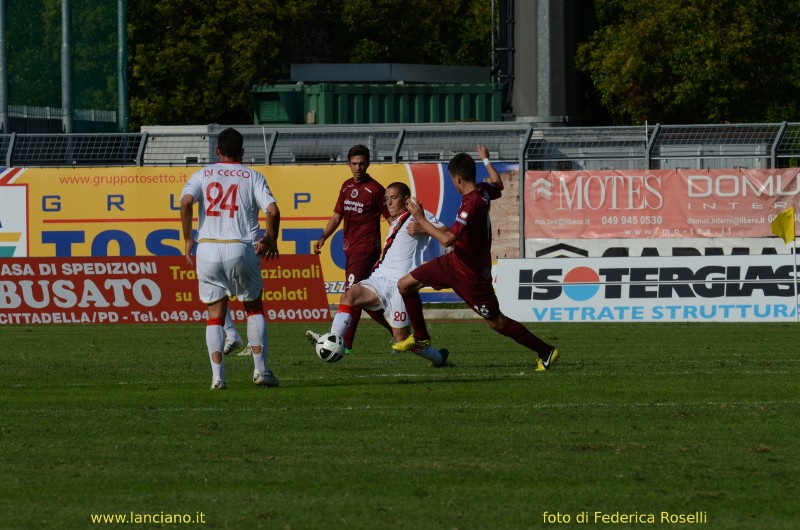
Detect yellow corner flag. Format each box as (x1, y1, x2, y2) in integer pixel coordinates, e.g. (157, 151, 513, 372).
(771, 207, 796, 244)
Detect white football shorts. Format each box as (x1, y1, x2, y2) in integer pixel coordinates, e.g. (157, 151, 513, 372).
(195, 241, 262, 304)
(359, 275, 409, 329)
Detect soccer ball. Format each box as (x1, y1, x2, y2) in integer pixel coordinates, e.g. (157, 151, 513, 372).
(315, 333, 345, 363)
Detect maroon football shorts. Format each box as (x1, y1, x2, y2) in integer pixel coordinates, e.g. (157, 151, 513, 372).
(410, 253, 501, 320)
(345, 249, 380, 290)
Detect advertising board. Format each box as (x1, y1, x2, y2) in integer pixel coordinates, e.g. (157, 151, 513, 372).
(0, 163, 513, 304)
(525, 169, 800, 240)
(0, 254, 329, 324)
(496, 255, 800, 323)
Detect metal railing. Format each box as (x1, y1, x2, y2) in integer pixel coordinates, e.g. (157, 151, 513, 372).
(2, 122, 800, 169)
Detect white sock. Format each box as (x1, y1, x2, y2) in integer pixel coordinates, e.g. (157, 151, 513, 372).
(206, 324, 225, 380)
(415, 345, 442, 364)
(247, 313, 268, 373)
(224, 310, 241, 342)
(331, 311, 352, 337)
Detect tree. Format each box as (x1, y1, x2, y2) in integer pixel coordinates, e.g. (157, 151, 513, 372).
(6, 0, 117, 132)
(127, 0, 492, 129)
(72, 0, 118, 111)
(7, 0, 61, 108)
(342, 0, 490, 64)
(575, 0, 800, 124)
(128, 1, 285, 127)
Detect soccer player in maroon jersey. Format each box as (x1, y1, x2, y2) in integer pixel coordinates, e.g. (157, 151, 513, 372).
(314, 145, 393, 353)
(392, 146, 560, 371)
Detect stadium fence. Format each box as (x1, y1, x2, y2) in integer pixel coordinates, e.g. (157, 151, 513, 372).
(1, 122, 799, 169)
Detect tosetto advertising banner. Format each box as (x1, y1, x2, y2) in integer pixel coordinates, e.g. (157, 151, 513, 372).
(525, 169, 800, 240)
(0, 164, 507, 304)
(0, 255, 329, 325)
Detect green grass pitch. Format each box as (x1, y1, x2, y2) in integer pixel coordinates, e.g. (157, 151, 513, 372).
(2, 320, 798, 529)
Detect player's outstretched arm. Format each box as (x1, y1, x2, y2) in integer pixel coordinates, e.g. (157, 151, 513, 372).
(407, 197, 456, 248)
(477, 145, 504, 191)
(407, 219, 449, 237)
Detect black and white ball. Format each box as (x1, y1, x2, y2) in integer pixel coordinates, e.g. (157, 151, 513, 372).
(315, 333, 345, 363)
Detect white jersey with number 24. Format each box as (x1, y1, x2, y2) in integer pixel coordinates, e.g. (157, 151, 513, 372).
(182, 162, 276, 242)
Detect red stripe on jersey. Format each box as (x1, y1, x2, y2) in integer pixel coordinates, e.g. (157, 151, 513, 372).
(372, 211, 411, 271)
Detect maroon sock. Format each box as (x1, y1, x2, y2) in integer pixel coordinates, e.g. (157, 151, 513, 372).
(365, 309, 393, 334)
(498, 318, 551, 358)
(401, 291, 429, 340)
(342, 309, 362, 349)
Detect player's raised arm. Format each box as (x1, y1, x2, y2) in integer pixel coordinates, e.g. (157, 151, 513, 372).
(477, 145, 503, 191)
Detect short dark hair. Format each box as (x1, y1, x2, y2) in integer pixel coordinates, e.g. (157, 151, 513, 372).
(387, 181, 411, 198)
(217, 128, 244, 158)
(448, 152, 476, 182)
(347, 144, 370, 164)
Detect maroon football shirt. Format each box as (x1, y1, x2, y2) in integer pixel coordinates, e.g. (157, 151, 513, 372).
(333, 175, 388, 256)
(449, 182, 503, 276)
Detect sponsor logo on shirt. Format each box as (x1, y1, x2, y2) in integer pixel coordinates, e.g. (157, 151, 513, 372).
(343, 199, 365, 213)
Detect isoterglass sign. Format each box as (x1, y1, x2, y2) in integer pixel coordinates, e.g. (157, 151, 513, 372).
(496, 255, 800, 323)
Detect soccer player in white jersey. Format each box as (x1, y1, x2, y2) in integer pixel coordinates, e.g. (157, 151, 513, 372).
(180, 127, 281, 389)
(307, 182, 451, 367)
